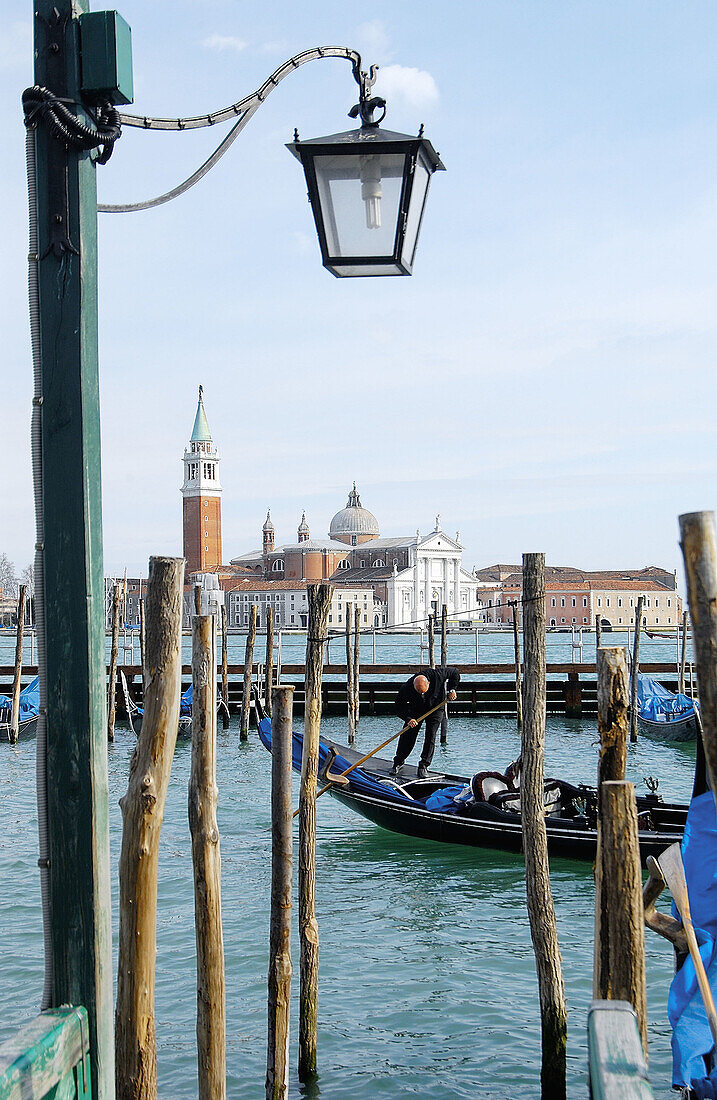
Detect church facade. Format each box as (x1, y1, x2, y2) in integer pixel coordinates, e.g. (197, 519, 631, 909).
(231, 486, 476, 628)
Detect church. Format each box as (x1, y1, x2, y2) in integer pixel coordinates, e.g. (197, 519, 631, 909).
(181, 390, 477, 628)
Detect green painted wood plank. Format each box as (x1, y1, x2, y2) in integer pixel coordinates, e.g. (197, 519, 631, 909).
(588, 1000, 654, 1100)
(0, 1008, 90, 1100)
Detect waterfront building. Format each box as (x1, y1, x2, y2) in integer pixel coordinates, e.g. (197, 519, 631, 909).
(475, 566, 682, 628)
(181, 386, 222, 576)
(231, 487, 475, 628)
(224, 578, 383, 629)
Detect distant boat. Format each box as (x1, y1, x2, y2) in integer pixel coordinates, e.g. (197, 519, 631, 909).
(120, 671, 193, 737)
(257, 713, 687, 864)
(635, 673, 699, 742)
(0, 676, 40, 741)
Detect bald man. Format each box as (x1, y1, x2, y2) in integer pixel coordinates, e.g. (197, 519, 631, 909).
(391, 666, 460, 778)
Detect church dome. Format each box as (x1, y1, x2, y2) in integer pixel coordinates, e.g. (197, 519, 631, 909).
(329, 484, 379, 544)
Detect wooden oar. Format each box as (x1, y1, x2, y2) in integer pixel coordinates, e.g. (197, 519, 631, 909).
(291, 698, 450, 820)
(658, 843, 717, 1049)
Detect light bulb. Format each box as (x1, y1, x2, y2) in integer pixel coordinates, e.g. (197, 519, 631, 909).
(360, 157, 382, 229)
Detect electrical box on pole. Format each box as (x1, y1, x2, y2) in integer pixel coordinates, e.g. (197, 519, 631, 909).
(79, 10, 133, 105)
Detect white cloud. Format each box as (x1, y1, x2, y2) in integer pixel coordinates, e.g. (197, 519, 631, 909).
(201, 34, 247, 54)
(0, 22, 31, 72)
(355, 20, 391, 63)
(375, 65, 439, 109)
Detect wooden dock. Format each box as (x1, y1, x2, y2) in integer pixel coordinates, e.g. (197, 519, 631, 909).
(0, 662, 684, 719)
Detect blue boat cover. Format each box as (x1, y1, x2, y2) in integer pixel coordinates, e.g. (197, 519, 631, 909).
(134, 681, 192, 719)
(669, 790, 717, 1089)
(0, 676, 40, 720)
(257, 717, 417, 807)
(637, 673, 697, 723)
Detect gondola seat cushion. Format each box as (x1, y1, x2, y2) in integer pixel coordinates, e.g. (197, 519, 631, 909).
(471, 771, 512, 802)
(490, 781, 562, 816)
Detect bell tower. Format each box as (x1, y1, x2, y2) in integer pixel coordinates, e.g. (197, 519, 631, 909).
(182, 386, 222, 576)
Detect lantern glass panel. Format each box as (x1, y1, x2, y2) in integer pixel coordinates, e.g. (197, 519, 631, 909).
(314, 152, 407, 257)
(400, 153, 432, 269)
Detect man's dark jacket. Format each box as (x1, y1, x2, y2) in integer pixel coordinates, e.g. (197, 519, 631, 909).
(394, 667, 461, 722)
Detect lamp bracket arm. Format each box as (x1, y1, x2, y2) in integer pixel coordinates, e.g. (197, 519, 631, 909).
(116, 46, 364, 131)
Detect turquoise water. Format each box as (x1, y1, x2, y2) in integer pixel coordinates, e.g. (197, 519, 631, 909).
(0, 710, 695, 1097)
(0, 627, 693, 675)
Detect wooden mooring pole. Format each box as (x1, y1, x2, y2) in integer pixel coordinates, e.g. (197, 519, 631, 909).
(189, 613, 226, 1100)
(512, 601, 523, 730)
(9, 585, 27, 745)
(107, 581, 121, 743)
(595, 613, 602, 651)
(629, 596, 644, 742)
(240, 604, 257, 742)
(521, 553, 567, 1100)
(593, 647, 629, 1005)
(353, 603, 361, 738)
(595, 780, 648, 1057)
(265, 606, 275, 718)
(299, 584, 333, 1081)
(194, 584, 202, 616)
(678, 608, 688, 696)
(266, 685, 294, 1100)
(679, 512, 717, 794)
(427, 613, 435, 668)
(139, 596, 146, 692)
(440, 605, 448, 744)
(220, 604, 230, 729)
(116, 556, 184, 1100)
(346, 605, 355, 744)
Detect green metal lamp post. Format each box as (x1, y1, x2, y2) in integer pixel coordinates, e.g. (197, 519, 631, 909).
(29, 3, 131, 1096)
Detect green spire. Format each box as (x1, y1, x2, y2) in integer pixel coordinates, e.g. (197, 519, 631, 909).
(190, 384, 212, 442)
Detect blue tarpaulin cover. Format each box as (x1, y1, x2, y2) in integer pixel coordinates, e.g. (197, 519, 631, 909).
(134, 681, 192, 719)
(637, 673, 697, 723)
(0, 676, 39, 720)
(669, 790, 717, 1088)
(257, 717, 417, 806)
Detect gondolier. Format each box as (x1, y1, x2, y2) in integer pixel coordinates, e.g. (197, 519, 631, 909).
(391, 667, 460, 778)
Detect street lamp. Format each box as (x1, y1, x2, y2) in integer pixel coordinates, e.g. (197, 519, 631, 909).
(288, 67, 444, 276)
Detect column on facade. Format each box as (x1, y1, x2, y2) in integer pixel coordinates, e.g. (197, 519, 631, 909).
(413, 555, 420, 621)
(442, 556, 450, 610)
(424, 556, 431, 619)
(453, 558, 459, 611)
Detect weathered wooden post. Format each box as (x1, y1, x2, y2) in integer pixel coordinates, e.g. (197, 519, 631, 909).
(345, 603, 355, 744)
(427, 613, 435, 668)
(107, 581, 121, 743)
(595, 613, 602, 651)
(189, 613, 226, 1100)
(353, 603, 361, 736)
(593, 647, 629, 1005)
(299, 584, 333, 1081)
(595, 780, 648, 1056)
(266, 685, 294, 1100)
(116, 556, 184, 1100)
(679, 609, 688, 696)
(679, 512, 717, 794)
(521, 552, 567, 1100)
(512, 601, 523, 730)
(265, 606, 275, 718)
(9, 585, 27, 745)
(220, 604, 230, 729)
(240, 604, 257, 742)
(194, 584, 202, 616)
(440, 604, 449, 744)
(629, 596, 644, 742)
(139, 596, 146, 693)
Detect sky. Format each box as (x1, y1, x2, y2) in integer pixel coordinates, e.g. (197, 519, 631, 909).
(1, 1, 716, 583)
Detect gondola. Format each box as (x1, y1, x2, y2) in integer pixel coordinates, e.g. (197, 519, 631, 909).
(120, 671, 193, 737)
(0, 677, 40, 742)
(256, 714, 688, 864)
(635, 673, 699, 742)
